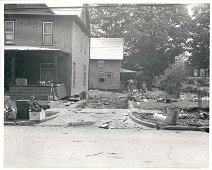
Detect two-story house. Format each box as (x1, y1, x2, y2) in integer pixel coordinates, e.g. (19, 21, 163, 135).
(4, 4, 90, 99)
(89, 38, 123, 90)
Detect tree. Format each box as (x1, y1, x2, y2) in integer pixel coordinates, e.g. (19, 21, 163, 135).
(188, 4, 210, 69)
(90, 4, 192, 89)
(161, 55, 190, 98)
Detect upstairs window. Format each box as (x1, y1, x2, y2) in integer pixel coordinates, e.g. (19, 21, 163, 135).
(5, 21, 14, 44)
(43, 22, 53, 45)
(97, 60, 104, 68)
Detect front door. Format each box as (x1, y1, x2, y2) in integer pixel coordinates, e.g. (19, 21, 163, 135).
(40, 63, 55, 83)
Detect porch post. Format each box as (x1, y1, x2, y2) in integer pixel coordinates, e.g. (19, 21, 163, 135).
(11, 57, 16, 85)
(54, 56, 58, 85)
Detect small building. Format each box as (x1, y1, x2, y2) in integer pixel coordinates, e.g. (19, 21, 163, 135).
(188, 68, 209, 85)
(120, 68, 137, 89)
(4, 4, 90, 99)
(89, 38, 123, 90)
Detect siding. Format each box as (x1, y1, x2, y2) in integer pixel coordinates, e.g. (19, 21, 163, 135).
(89, 60, 121, 89)
(71, 21, 90, 96)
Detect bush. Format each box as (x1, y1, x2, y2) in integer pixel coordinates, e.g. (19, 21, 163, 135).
(187, 79, 195, 84)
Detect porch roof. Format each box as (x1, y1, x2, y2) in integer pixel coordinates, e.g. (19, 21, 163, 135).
(4, 45, 61, 51)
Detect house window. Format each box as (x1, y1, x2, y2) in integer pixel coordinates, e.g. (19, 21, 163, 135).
(83, 65, 86, 86)
(84, 36, 87, 54)
(43, 22, 53, 45)
(97, 60, 104, 68)
(40, 63, 55, 82)
(194, 69, 198, 77)
(5, 21, 14, 44)
(73, 63, 76, 87)
(98, 72, 113, 84)
(200, 69, 205, 77)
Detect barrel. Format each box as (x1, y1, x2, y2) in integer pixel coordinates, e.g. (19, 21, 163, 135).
(16, 78, 27, 86)
(16, 100, 30, 119)
(166, 106, 179, 125)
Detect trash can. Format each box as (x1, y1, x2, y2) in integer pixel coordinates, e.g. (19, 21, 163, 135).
(16, 100, 30, 119)
(166, 105, 179, 125)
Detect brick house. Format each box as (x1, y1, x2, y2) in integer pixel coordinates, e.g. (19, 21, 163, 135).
(89, 38, 123, 90)
(4, 4, 90, 99)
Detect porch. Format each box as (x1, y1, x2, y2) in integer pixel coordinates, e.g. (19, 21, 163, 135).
(9, 84, 67, 100)
(4, 46, 69, 100)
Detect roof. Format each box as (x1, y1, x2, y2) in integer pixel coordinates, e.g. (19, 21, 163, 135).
(90, 38, 123, 60)
(4, 45, 61, 51)
(120, 68, 137, 73)
(46, 2, 82, 16)
(4, 4, 55, 15)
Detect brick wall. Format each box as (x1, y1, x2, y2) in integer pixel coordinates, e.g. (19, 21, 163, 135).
(4, 14, 73, 53)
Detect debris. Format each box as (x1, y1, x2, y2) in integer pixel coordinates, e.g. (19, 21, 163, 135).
(64, 102, 72, 106)
(99, 123, 110, 129)
(86, 152, 103, 157)
(68, 98, 80, 102)
(123, 118, 128, 122)
(152, 112, 167, 124)
(107, 152, 119, 154)
(143, 99, 148, 102)
(157, 98, 164, 102)
(66, 121, 94, 127)
(136, 102, 140, 105)
(173, 131, 180, 134)
(179, 114, 188, 119)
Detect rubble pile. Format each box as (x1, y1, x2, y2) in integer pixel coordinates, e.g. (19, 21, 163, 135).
(77, 91, 128, 109)
(132, 108, 209, 128)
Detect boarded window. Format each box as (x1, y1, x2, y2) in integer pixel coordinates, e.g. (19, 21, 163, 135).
(5, 21, 14, 44)
(98, 72, 113, 84)
(97, 60, 104, 68)
(40, 63, 55, 82)
(43, 22, 53, 45)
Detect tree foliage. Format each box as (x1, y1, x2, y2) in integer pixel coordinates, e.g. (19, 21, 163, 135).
(89, 4, 208, 89)
(162, 58, 190, 97)
(188, 4, 210, 69)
